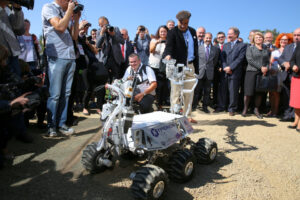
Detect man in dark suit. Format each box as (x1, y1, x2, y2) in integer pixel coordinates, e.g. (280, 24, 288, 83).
(120, 28, 134, 77)
(215, 27, 247, 116)
(278, 28, 300, 121)
(193, 32, 220, 113)
(96, 16, 124, 81)
(163, 10, 199, 123)
(212, 31, 226, 108)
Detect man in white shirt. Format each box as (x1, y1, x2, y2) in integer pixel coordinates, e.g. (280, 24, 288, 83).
(123, 53, 157, 113)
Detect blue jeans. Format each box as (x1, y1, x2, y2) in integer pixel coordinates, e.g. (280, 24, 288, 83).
(47, 57, 75, 128)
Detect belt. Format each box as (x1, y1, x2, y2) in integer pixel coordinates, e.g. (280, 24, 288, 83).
(188, 60, 194, 64)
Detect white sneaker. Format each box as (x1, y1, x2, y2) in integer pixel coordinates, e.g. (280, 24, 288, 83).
(59, 125, 74, 135)
(48, 128, 57, 137)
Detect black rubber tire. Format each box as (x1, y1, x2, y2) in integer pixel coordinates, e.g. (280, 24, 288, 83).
(81, 142, 112, 174)
(193, 138, 218, 164)
(167, 149, 196, 183)
(131, 164, 168, 200)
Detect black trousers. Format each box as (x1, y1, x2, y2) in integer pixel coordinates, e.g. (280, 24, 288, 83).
(280, 76, 295, 119)
(153, 68, 170, 106)
(137, 94, 155, 114)
(193, 74, 212, 108)
(82, 68, 106, 110)
(218, 74, 241, 112)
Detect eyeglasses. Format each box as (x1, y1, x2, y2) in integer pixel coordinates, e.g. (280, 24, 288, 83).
(294, 34, 300, 37)
(218, 36, 225, 39)
(280, 39, 288, 41)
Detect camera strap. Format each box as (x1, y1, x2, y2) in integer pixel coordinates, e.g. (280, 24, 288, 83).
(58, 11, 79, 57)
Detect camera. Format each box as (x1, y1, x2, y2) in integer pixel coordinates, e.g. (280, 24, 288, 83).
(85, 23, 91, 28)
(139, 27, 146, 32)
(72, 0, 84, 14)
(160, 40, 166, 43)
(9, 0, 34, 10)
(105, 24, 114, 32)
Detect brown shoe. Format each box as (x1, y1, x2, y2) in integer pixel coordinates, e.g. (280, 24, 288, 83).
(188, 118, 197, 124)
(229, 112, 235, 116)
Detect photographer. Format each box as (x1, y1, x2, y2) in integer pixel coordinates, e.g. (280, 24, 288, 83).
(96, 16, 124, 81)
(0, 0, 25, 77)
(134, 25, 151, 66)
(42, 0, 80, 137)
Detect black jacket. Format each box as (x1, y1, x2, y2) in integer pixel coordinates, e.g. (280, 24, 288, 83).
(163, 26, 199, 74)
(290, 42, 300, 78)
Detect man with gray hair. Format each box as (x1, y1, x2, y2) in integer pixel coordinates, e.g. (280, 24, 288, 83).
(166, 20, 175, 30)
(197, 26, 206, 46)
(215, 27, 247, 116)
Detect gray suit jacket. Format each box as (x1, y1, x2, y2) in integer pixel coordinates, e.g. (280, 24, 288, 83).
(278, 43, 296, 80)
(96, 27, 124, 65)
(198, 45, 220, 80)
(0, 7, 25, 56)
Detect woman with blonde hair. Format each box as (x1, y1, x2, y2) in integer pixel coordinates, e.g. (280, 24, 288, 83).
(242, 32, 270, 118)
(267, 33, 293, 117)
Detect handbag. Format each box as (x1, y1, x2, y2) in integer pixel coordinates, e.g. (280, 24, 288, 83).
(255, 73, 278, 92)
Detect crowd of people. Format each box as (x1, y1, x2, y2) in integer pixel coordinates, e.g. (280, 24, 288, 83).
(0, 0, 300, 169)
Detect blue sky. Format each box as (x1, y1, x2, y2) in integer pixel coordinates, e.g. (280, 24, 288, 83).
(24, 0, 300, 42)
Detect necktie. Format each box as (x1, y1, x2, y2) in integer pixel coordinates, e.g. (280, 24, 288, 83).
(121, 44, 125, 58)
(206, 46, 209, 61)
(231, 42, 234, 49)
(220, 44, 223, 51)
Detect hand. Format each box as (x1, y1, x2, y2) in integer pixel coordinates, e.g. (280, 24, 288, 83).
(73, 11, 81, 21)
(218, 67, 222, 72)
(283, 62, 290, 71)
(67, 1, 76, 12)
(100, 26, 107, 36)
(79, 20, 88, 30)
(10, 92, 31, 108)
(261, 66, 268, 75)
(224, 66, 232, 74)
(165, 55, 171, 60)
(134, 93, 144, 102)
(293, 65, 299, 73)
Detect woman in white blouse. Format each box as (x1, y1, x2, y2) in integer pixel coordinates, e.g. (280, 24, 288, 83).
(149, 25, 169, 109)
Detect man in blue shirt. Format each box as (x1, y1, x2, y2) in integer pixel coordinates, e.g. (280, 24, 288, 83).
(163, 10, 199, 123)
(42, 0, 80, 137)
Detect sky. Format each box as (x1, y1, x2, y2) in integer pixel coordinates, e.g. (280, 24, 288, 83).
(23, 0, 300, 42)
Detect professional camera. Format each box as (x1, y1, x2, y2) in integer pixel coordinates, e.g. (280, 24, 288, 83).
(72, 0, 84, 14)
(9, 0, 34, 10)
(105, 24, 114, 32)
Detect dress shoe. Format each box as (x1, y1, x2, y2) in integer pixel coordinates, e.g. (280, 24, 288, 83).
(213, 109, 224, 113)
(241, 113, 246, 117)
(280, 117, 294, 122)
(296, 128, 300, 133)
(254, 110, 263, 119)
(229, 112, 235, 116)
(202, 107, 210, 113)
(188, 118, 197, 124)
(288, 125, 297, 129)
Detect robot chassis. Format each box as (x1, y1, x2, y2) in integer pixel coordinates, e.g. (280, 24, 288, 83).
(81, 59, 218, 200)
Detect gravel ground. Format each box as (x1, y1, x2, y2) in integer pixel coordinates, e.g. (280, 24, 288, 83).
(1, 109, 300, 200)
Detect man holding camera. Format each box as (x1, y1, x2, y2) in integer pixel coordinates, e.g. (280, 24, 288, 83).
(42, 0, 80, 137)
(0, 0, 25, 77)
(96, 16, 124, 81)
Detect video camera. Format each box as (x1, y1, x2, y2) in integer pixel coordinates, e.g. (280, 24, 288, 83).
(9, 0, 34, 10)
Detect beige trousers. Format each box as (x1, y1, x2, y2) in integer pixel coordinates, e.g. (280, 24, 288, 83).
(170, 63, 195, 117)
